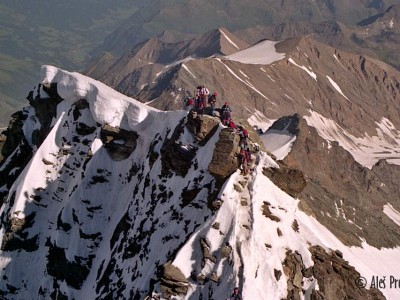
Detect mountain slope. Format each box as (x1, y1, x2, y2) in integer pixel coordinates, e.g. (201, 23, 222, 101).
(87, 27, 249, 96)
(126, 35, 400, 150)
(0, 66, 400, 299)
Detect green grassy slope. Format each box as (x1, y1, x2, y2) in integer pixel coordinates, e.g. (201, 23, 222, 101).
(0, 0, 141, 127)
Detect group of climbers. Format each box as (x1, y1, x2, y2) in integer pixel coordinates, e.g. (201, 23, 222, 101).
(226, 287, 243, 300)
(184, 85, 219, 112)
(183, 84, 255, 175)
(183, 84, 228, 118)
(237, 125, 252, 175)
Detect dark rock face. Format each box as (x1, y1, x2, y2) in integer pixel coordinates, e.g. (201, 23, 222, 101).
(0, 111, 27, 159)
(0, 83, 66, 206)
(371, 159, 400, 212)
(267, 114, 300, 135)
(283, 247, 385, 300)
(161, 120, 198, 177)
(0, 112, 33, 206)
(30, 83, 63, 138)
(160, 262, 189, 299)
(0, 132, 6, 162)
(181, 187, 202, 207)
(46, 240, 93, 290)
(208, 128, 240, 182)
(100, 124, 138, 161)
(272, 114, 400, 248)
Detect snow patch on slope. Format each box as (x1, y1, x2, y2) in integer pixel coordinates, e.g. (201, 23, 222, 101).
(216, 59, 269, 100)
(384, 204, 400, 227)
(326, 75, 349, 100)
(182, 63, 196, 78)
(261, 130, 297, 160)
(219, 28, 240, 50)
(247, 110, 274, 132)
(305, 110, 400, 168)
(226, 40, 285, 65)
(288, 58, 317, 81)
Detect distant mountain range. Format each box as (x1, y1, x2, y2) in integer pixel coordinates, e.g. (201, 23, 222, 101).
(96, 0, 400, 55)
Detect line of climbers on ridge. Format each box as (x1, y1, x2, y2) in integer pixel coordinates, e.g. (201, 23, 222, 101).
(183, 84, 257, 175)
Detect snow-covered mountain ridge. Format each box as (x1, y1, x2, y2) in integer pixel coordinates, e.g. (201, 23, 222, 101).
(0, 66, 399, 299)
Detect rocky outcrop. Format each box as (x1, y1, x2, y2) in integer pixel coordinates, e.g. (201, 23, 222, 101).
(262, 201, 281, 222)
(283, 250, 304, 299)
(1, 214, 39, 252)
(208, 128, 240, 182)
(283, 247, 385, 300)
(100, 124, 138, 161)
(186, 110, 220, 145)
(160, 262, 189, 299)
(200, 238, 217, 266)
(310, 246, 385, 300)
(262, 162, 306, 198)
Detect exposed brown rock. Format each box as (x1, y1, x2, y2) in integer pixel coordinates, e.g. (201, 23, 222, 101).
(233, 183, 243, 193)
(283, 250, 304, 300)
(262, 201, 281, 222)
(0, 109, 35, 206)
(221, 245, 232, 259)
(46, 240, 92, 290)
(309, 245, 385, 300)
(283, 247, 385, 300)
(200, 238, 217, 265)
(186, 110, 220, 145)
(208, 128, 240, 182)
(292, 219, 300, 232)
(212, 222, 220, 230)
(42, 158, 54, 165)
(277, 228, 283, 237)
(1, 214, 39, 252)
(210, 272, 219, 283)
(274, 269, 282, 281)
(210, 198, 223, 210)
(262, 164, 306, 198)
(160, 262, 189, 299)
(181, 187, 201, 207)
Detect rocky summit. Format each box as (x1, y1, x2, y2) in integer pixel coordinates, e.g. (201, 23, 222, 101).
(1, 26, 400, 300)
